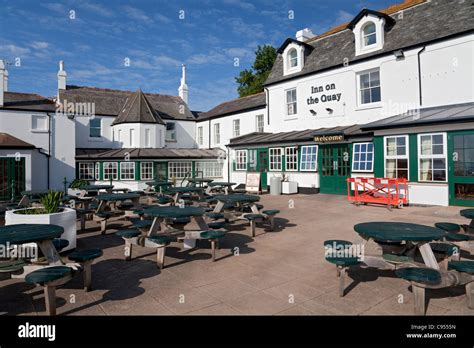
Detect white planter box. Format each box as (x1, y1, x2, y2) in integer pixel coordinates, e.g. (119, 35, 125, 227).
(5, 207, 77, 252)
(67, 188, 82, 197)
(282, 181, 298, 194)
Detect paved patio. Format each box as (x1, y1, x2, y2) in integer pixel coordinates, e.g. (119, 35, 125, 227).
(1, 194, 473, 316)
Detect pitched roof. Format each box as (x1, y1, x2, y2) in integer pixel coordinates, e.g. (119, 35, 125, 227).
(76, 147, 223, 160)
(228, 125, 371, 147)
(362, 102, 474, 130)
(198, 92, 266, 120)
(0, 92, 56, 112)
(277, 38, 314, 54)
(111, 89, 166, 126)
(59, 86, 196, 121)
(265, 0, 472, 86)
(346, 9, 396, 30)
(0, 132, 35, 149)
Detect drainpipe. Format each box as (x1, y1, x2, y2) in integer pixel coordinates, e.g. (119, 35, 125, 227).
(227, 147, 230, 182)
(264, 87, 270, 125)
(417, 46, 425, 107)
(46, 112, 52, 189)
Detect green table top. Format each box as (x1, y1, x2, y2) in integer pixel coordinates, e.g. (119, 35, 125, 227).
(354, 222, 445, 242)
(0, 224, 64, 245)
(214, 194, 260, 203)
(167, 187, 204, 193)
(95, 193, 141, 201)
(208, 182, 236, 187)
(20, 190, 50, 196)
(145, 181, 173, 187)
(142, 206, 205, 218)
(83, 185, 114, 191)
(187, 178, 214, 183)
(460, 209, 474, 219)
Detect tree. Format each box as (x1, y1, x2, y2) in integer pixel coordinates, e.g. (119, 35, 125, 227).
(235, 45, 277, 97)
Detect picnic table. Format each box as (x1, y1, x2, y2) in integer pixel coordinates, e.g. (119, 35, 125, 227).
(145, 181, 173, 194)
(141, 206, 208, 248)
(20, 190, 49, 197)
(0, 224, 67, 276)
(95, 193, 141, 213)
(460, 209, 474, 234)
(354, 222, 446, 269)
(206, 182, 236, 195)
(167, 186, 205, 203)
(187, 178, 214, 188)
(213, 194, 260, 214)
(83, 185, 114, 194)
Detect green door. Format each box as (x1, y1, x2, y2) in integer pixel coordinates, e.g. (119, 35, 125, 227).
(449, 131, 474, 206)
(257, 149, 268, 191)
(0, 157, 26, 201)
(154, 162, 168, 181)
(319, 144, 351, 195)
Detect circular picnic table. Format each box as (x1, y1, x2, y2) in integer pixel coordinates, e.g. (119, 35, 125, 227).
(208, 182, 236, 187)
(142, 206, 205, 218)
(354, 222, 445, 242)
(213, 194, 260, 203)
(95, 193, 141, 201)
(460, 209, 474, 220)
(145, 181, 173, 187)
(0, 224, 64, 245)
(83, 185, 114, 191)
(167, 187, 204, 193)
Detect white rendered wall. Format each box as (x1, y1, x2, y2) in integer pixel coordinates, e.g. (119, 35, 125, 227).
(164, 120, 197, 149)
(266, 33, 473, 133)
(407, 183, 449, 206)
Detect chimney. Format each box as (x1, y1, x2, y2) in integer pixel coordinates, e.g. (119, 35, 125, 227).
(58, 60, 67, 90)
(178, 64, 189, 105)
(296, 28, 315, 42)
(0, 60, 5, 107)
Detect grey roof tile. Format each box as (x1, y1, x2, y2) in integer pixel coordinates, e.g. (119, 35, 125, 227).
(198, 92, 266, 120)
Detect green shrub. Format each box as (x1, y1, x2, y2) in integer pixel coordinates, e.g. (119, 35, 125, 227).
(69, 179, 89, 189)
(40, 191, 63, 214)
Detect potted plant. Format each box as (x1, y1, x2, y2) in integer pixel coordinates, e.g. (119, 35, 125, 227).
(281, 172, 298, 195)
(68, 179, 89, 197)
(5, 191, 77, 252)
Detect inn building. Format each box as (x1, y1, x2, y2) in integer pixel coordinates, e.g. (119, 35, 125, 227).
(0, 0, 472, 206)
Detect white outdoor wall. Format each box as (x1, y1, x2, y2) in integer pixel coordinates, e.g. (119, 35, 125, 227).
(197, 107, 268, 181)
(407, 183, 449, 206)
(267, 33, 474, 133)
(51, 112, 76, 190)
(111, 123, 166, 148)
(164, 120, 197, 149)
(75, 115, 115, 148)
(0, 110, 50, 151)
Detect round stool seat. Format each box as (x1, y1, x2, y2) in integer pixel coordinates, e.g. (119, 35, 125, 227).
(324, 240, 353, 249)
(201, 230, 227, 239)
(448, 261, 474, 274)
(435, 222, 460, 233)
(116, 229, 141, 238)
(147, 235, 175, 245)
(68, 249, 103, 262)
(262, 209, 280, 215)
(395, 267, 441, 284)
(25, 266, 73, 285)
(325, 256, 360, 266)
(52, 239, 70, 251)
(243, 213, 264, 221)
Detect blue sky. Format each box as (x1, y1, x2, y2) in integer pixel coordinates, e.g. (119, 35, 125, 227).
(0, 0, 395, 111)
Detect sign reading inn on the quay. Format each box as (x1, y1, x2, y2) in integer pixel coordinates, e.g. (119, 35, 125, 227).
(307, 83, 342, 105)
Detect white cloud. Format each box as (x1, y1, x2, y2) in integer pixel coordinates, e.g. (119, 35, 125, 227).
(0, 44, 30, 56)
(80, 2, 115, 17)
(227, 17, 265, 38)
(30, 41, 49, 49)
(122, 6, 153, 24)
(41, 3, 67, 14)
(222, 0, 256, 11)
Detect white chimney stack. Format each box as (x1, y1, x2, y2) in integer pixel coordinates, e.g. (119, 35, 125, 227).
(296, 28, 315, 42)
(178, 64, 189, 105)
(0, 60, 5, 107)
(58, 60, 67, 90)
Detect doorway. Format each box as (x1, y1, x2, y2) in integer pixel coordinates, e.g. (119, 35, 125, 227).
(319, 144, 351, 195)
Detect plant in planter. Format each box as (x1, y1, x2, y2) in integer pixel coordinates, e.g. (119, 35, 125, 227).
(281, 173, 298, 195)
(6, 191, 77, 251)
(68, 179, 89, 197)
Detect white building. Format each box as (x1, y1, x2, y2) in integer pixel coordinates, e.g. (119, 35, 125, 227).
(0, 0, 472, 206)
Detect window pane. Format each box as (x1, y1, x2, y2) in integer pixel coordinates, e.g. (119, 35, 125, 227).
(432, 144, 443, 155)
(432, 134, 443, 145)
(370, 71, 380, 86)
(360, 74, 370, 89)
(371, 87, 381, 102)
(386, 159, 396, 177)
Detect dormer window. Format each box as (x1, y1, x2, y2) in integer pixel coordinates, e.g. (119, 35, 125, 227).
(349, 9, 394, 57)
(288, 49, 298, 68)
(362, 22, 377, 47)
